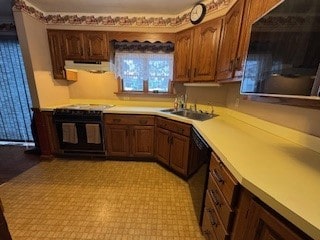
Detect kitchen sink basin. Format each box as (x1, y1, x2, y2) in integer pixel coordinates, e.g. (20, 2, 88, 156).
(171, 109, 216, 121)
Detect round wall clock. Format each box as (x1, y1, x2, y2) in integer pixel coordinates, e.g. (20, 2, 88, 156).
(190, 3, 206, 25)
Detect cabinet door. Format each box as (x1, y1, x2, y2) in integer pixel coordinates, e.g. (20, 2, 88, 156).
(42, 111, 59, 155)
(170, 132, 189, 176)
(106, 125, 130, 156)
(63, 31, 84, 60)
(191, 18, 222, 82)
(131, 126, 154, 157)
(84, 32, 109, 60)
(216, 0, 245, 81)
(245, 199, 308, 240)
(47, 30, 65, 79)
(155, 127, 171, 166)
(174, 29, 194, 82)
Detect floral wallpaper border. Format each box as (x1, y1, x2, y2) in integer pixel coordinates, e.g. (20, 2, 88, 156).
(13, 0, 230, 27)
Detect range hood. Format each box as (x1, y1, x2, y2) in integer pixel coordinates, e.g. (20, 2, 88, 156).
(64, 60, 114, 73)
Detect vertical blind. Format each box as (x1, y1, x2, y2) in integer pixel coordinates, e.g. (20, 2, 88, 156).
(0, 38, 33, 142)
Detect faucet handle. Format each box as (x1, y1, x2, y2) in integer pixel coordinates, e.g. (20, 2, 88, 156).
(208, 102, 214, 114)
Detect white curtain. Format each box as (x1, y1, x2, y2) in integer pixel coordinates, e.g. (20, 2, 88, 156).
(115, 52, 173, 92)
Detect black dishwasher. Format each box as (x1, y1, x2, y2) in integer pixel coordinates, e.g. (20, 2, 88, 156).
(188, 127, 212, 225)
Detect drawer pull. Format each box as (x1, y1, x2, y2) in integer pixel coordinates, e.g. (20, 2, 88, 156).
(212, 169, 224, 183)
(206, 208, 218, 227)
(139, 119, 148, 124)
(210, 190, 221, 206)
(112, 118, 121, 123)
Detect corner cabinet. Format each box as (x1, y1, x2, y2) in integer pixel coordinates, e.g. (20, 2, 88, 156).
(155, 117, 190, 176)
(104, 114, 155, 158)
(174, 18, 222, 82)
(216, 0, 246, 81)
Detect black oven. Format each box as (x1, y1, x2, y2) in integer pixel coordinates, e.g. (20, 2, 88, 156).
(53, 109, 105, 155)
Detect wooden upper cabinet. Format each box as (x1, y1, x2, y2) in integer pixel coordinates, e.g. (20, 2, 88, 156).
(83, 32, 109, 60)
(62, 31, 109, 60)
(174, 18, 222, 82)
(216, 0, 245, 81)
(63, 31, 84, 60)
(174, 29, 194, 82)
(47, 30, 65, 79)
(192, 18, 222, 82)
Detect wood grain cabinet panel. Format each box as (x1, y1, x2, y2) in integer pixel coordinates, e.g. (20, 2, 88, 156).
(83, 32, 108, 60)
(63, 31, 84, 60)
(192, 18, 222, 82)
(155, 117, 190, 177)
(131, 126, 154, 157)
(155, 127, 171, 166)
(106, 124, 130, 156)
(174, 18, 222, 82)
(170, 132, 189, 176)
(216, 0, 245, 81)
(174, 29, 194, 82)
(47, 30, 65, 79)
(104, 114, 154, 158)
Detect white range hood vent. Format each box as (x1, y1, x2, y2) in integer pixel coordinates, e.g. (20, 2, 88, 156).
(64, 60, 114, 73)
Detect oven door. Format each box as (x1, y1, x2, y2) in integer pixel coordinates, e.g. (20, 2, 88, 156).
(55, 120, 105, 154)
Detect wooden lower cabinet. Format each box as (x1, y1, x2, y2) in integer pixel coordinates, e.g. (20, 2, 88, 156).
(231, 189, 312, 240)
(155, 117, 190, 177)
(106, 125, 130, 156)
(104, 114, 154, 158)
(33, 109, 59, 157)
(131, 125, 154, 157)
(170, 132, 189, 175)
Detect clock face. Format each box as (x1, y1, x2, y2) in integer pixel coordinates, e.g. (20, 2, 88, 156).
(190, 3, 206, 25)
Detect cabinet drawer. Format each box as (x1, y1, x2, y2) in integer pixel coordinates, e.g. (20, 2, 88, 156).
(203, 199, 229, 240)
(105, 114, 154, 125)
(156, 117, 190, 136)
(209, 152, 239, 207)
(207, 173, 234, 231)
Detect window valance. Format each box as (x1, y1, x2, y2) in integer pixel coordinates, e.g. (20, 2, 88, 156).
(113, 40, 174, 53)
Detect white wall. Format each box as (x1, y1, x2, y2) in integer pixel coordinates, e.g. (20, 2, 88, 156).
(226, 83, 320, 137)
(13, 11, 70, 108)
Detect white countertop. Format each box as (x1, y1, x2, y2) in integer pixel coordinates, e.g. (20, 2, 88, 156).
(43, 105, 320, 239)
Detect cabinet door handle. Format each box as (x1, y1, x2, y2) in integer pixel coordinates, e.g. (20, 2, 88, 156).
(112, 119, 121, 123)
(212, 169, 224, 184)
(235, 57, 241, 70)
(62, 69, 66, 78)
(206, 208, 217, 227)
(210, 190, 221, 206)
(229, 60, 234, 71)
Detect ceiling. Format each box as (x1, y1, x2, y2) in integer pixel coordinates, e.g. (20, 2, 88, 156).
(25, 0, 199, 15)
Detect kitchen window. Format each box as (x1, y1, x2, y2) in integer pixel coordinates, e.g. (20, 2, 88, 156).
(114, 41, 174, 93)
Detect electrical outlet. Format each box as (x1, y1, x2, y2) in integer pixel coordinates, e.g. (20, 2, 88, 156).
(235, 98, 240, 108)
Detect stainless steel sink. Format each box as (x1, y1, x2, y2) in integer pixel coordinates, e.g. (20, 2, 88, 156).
(171, 109, 216, 121)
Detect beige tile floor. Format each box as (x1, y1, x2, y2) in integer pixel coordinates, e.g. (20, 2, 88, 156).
(0, 159, 205, 239)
